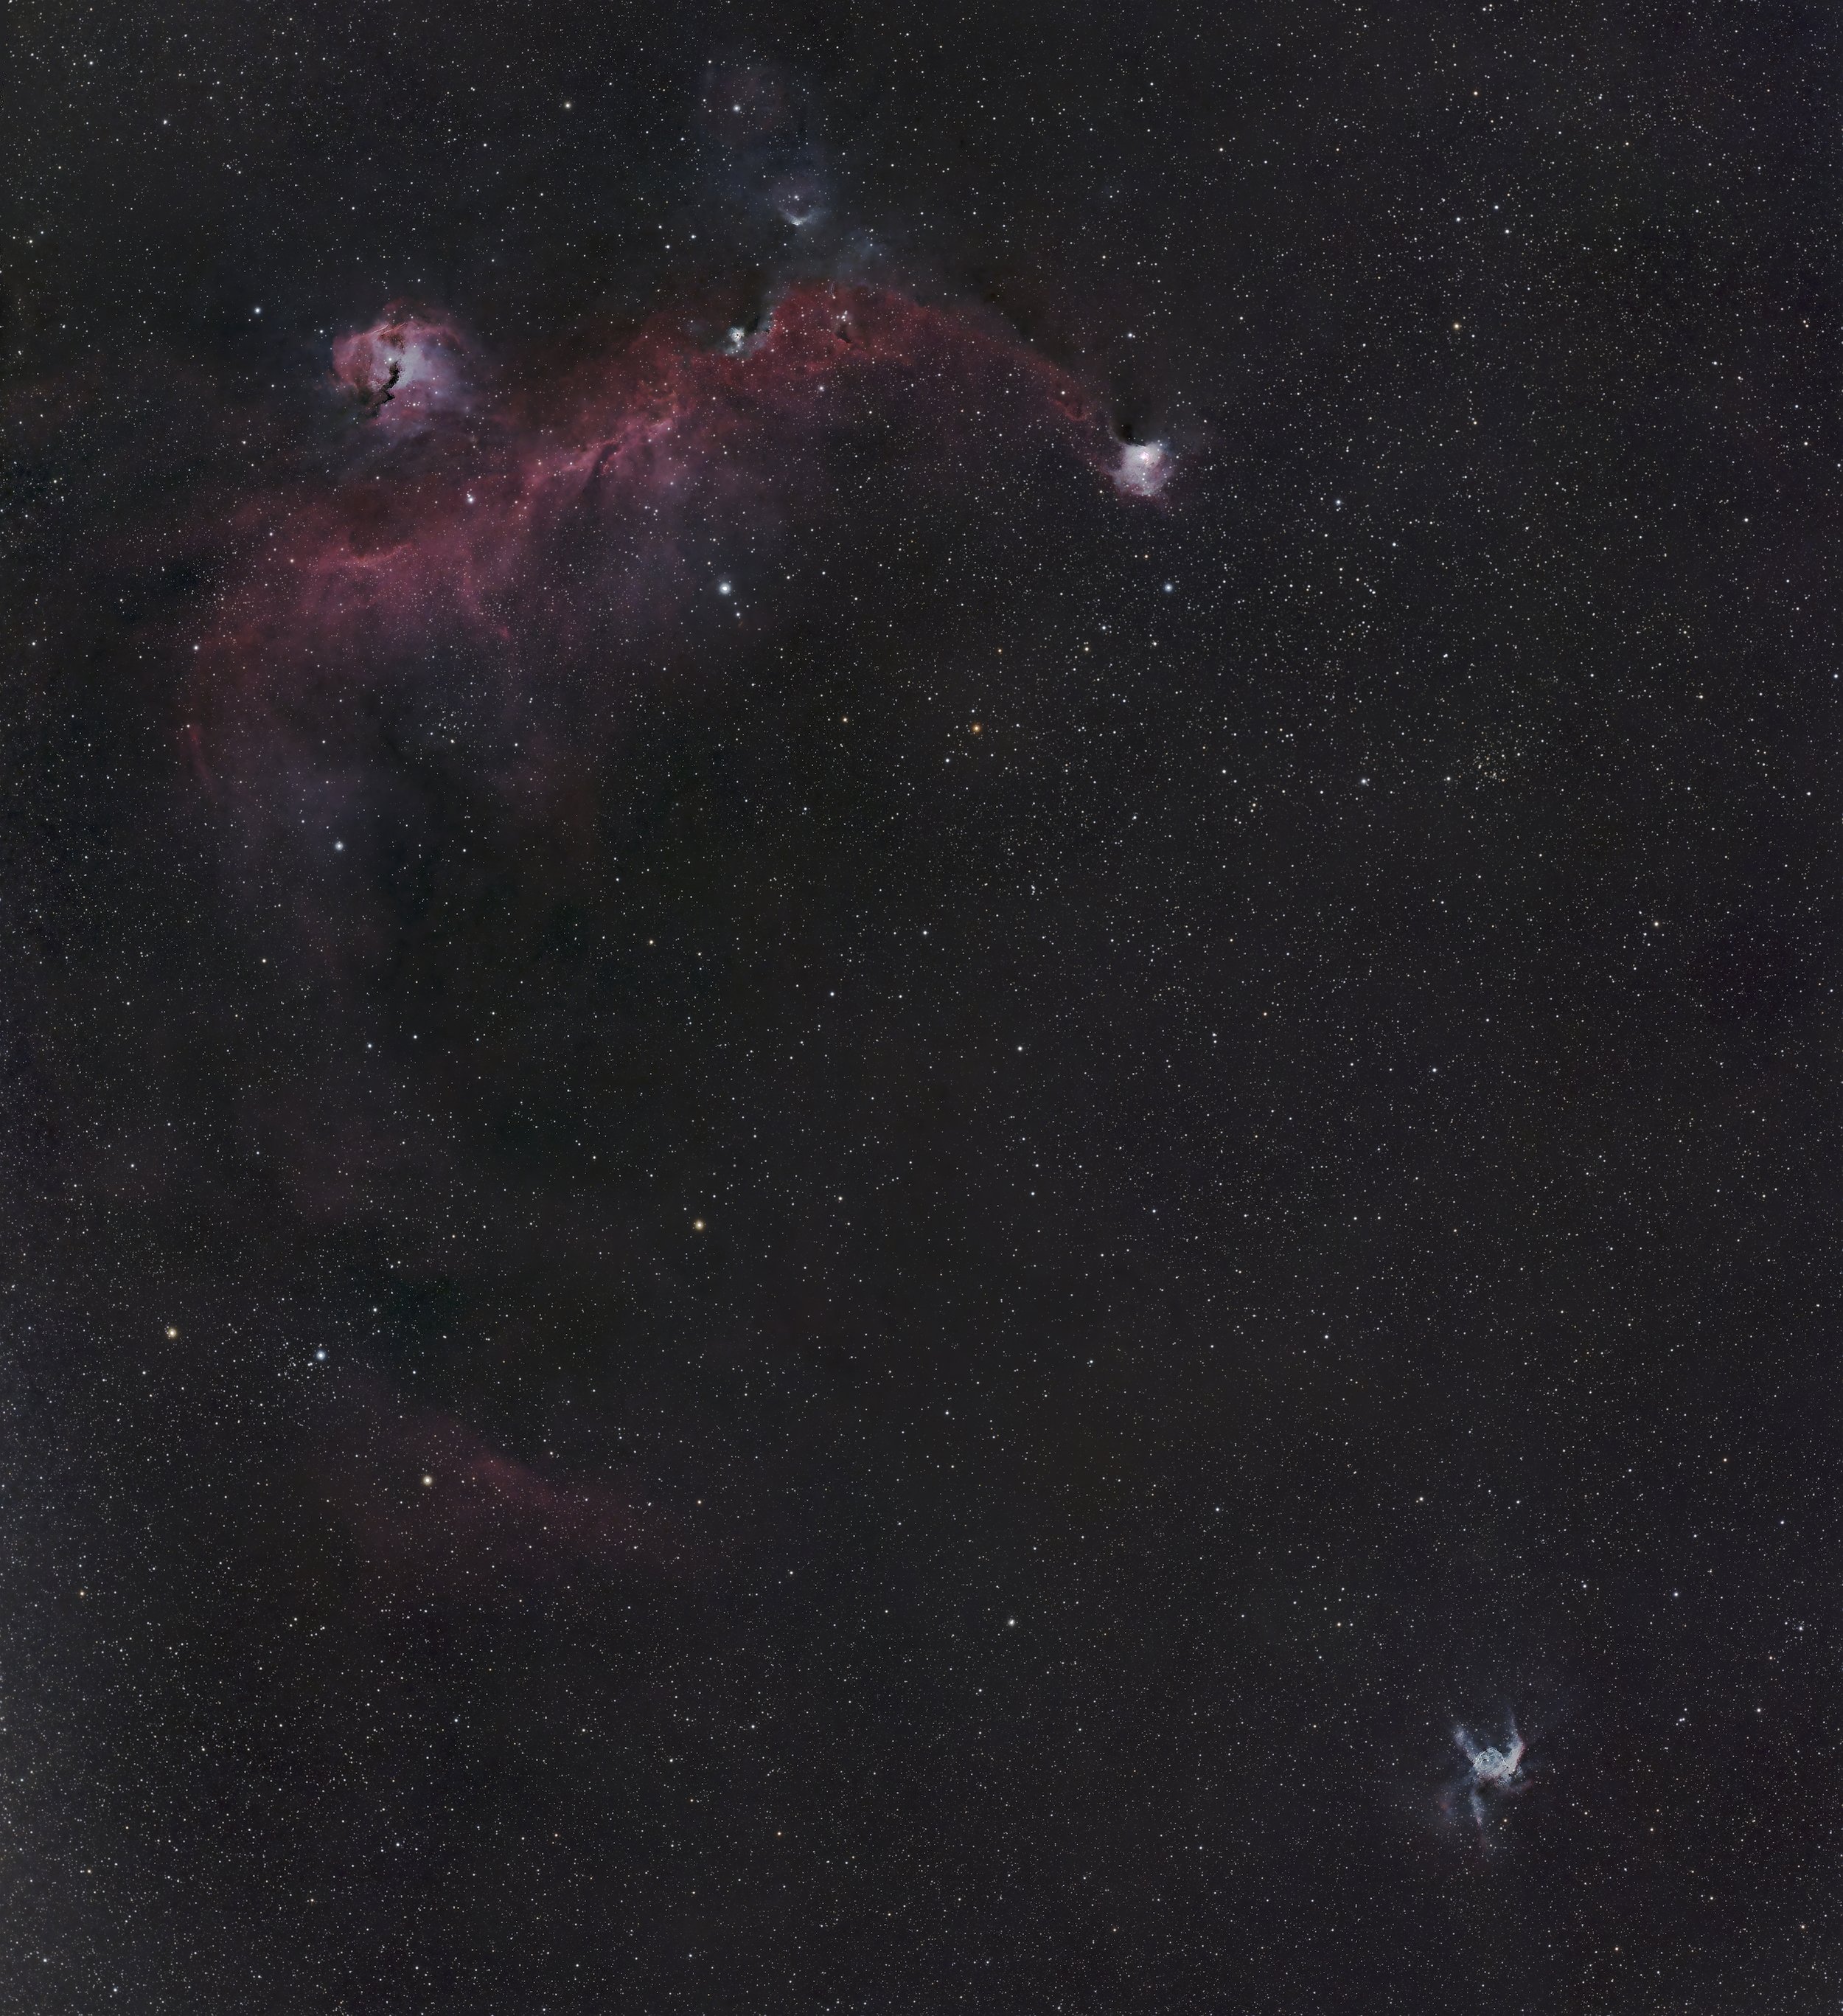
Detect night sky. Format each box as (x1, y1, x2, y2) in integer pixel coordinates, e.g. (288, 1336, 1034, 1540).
(4, 4, 1842, 2011)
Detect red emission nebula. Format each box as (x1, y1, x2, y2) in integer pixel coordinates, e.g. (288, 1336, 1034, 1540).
(187, 279, 1170, 1593)
(193, 280, 1168, 791)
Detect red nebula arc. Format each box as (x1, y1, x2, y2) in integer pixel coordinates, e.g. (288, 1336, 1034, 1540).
(201, 279, 1168, 723)
(189, 283, 1173, 1596)
(189, 277, 1174, 872)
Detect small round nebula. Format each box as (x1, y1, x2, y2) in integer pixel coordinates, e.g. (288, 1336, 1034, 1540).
(769, 168, 829, 230)
(331, 310, 473, 425)
(1113, 439, 1172, 498)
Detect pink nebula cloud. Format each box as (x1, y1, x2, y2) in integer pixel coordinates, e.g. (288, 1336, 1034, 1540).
(331, 307, 473, 425)
(190, 279, 1170, 837)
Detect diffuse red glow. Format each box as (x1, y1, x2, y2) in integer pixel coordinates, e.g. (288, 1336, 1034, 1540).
(324, 1384, 694, 1600)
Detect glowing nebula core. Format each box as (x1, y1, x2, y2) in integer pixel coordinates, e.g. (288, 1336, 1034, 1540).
(331, 308, 474, 425)
(1114, 439, 1173, 498)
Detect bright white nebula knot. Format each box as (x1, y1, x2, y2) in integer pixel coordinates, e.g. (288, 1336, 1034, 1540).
(1113, 439, 1171, 499)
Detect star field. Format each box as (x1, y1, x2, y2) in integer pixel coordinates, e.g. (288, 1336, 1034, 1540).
(4, 3, 1843, 2012)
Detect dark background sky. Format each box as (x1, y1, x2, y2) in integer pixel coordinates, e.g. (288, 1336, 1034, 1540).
(4, 2, 1843, 2011)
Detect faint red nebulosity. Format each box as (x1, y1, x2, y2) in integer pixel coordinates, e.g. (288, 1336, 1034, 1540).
(177, 284, 1172, 1598)
(322, 1377, 696, 1601)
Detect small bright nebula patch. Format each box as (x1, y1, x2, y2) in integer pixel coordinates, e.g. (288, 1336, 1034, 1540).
(331, 308, 473, 424)
(1113, 439, 1172, 498)
(1441, 1717, 1533, 1846)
